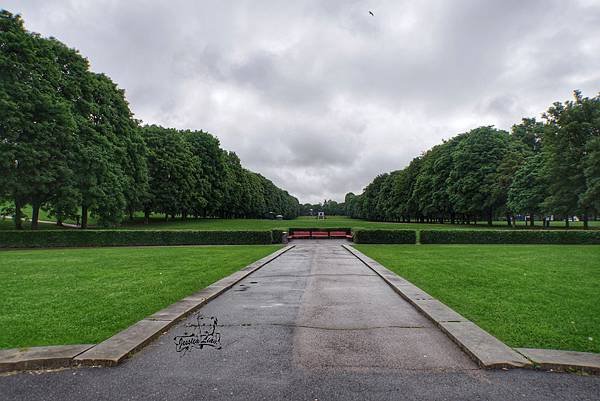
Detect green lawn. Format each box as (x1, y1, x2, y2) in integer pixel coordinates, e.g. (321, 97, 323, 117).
(354, 244, 600, 353)
(0, 245, 281, 349)
(2, 214, 599, 231)
(120, 215, 600, 231)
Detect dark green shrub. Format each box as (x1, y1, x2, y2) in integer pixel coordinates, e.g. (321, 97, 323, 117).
(353, 230, 417, 244)
(420, 230, 600, 244)
(0, 230, 273, 248)
(271, 229, 284, 243)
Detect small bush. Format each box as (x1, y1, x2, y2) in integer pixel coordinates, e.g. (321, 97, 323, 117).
(0, 230, 274, 248)
(420, 230, 600, 245)
(271, 229, 284, 243)
(353, 229, 417, 244)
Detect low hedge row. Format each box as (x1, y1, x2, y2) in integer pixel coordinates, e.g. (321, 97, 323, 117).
(353, 229, 417, 244)
(420, 230, 600, 244)
(0, 230, 274, 248)
(271, 229, 284, 244)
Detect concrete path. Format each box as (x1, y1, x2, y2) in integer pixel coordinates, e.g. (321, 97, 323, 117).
(1, 240, 598, 400)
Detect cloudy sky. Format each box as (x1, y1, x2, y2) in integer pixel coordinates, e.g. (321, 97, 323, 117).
(5, 1, 600, 203)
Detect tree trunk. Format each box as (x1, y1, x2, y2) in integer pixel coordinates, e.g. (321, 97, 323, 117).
(506, 213, 511, 226)
(81, 204, 88, 229)
(14, 198, 23, 230)
(31, 201, 40, 230)
(565, 217, 569, 229)
(487, 210, 493, 226)
(144, 208, 150, 224)
(583, 214, 589, 230)
(530, 213, 535, 227)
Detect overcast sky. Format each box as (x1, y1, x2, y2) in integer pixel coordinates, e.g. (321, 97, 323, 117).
(5, 1, 600, 203)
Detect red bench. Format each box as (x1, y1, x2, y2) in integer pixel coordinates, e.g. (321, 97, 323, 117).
(330, 231, 353, 239)
(311, 231, 329, 238)
(288, 231, 310, 239)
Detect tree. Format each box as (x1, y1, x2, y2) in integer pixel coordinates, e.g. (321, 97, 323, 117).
(448, 127, 511, 225)
(542, 91, 600, 228)
(142, 125, 196, 220)
(507, 153, 547, 225)
(0, 11, 76, 229)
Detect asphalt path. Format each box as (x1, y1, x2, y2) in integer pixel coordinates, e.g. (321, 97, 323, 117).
(1, 240, 598, 400)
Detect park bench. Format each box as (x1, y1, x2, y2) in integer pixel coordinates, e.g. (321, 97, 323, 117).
(311, 231, 329, 239)
(329, 231, 353, 239)
(288, 230, 310, 239)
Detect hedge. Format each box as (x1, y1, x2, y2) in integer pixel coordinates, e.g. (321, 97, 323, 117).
(0, 230, 274, 248)
(271, 229, 284, 244)
(353, 229, 417, 244)
(420, 230, 600, 245)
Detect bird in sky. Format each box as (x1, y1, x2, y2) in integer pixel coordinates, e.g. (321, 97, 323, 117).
(369, 11, 374, 16)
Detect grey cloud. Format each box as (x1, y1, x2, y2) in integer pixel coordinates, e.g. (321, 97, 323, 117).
(5, 0, 600, 203)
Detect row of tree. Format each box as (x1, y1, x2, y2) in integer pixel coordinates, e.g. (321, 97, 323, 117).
(345, 91, 600, 228)
(0, 11, 299, 229)
(298, 200, 346, 216)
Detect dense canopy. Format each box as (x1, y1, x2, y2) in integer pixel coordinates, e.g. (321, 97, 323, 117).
(0, 11, 299, 228)
(346, 92, 600, 228)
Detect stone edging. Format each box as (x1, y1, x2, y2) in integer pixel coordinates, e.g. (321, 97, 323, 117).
(515, 348, 600, 375)
(342, 244, 531, 369)
(344, 244, 600, 374)
(0, 245, 295, 374)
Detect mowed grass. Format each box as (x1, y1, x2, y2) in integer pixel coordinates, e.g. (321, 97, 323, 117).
(0, 245, 281, 349)
(119, 215, 600, 231)
(354, 244, 600, 353)
(2, 214, 599, 230)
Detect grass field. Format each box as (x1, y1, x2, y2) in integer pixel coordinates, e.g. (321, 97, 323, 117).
(354, 244, 600, 353)
(0, 245, 281, 349)
(2, 214, 599, 231)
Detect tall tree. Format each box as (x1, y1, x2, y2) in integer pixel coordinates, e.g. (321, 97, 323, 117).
(448, 127, 511, 225)
(0, 11, 76, 229)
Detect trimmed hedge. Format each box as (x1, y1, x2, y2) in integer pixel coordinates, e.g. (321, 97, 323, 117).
(271, 229, 284, 244)
(353, 229, 417, 244)
(0, 230, 274, 248)
(420, 230, 600, 245)
(288, 227, 351, 234)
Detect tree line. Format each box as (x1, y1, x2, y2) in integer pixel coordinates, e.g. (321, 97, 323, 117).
(298, 200, 346, 216)
(345, 91, 600, 229)
(0, 11, 299, 229)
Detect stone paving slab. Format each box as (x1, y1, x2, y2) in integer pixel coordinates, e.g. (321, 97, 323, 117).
(0, 345, 94, 373)
(342, 244, 531, 369)
(413, 299, 469, 323)
(74, 319, 172, 366)
(440, 321, 531, 368)
(516, 348, 600, 374)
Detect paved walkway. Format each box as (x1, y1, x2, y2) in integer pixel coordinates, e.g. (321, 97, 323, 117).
(1, 240, 598, 400)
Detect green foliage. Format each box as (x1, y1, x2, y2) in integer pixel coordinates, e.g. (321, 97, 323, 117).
(0, 230, 274, 248)
(420, 229, 600, 244)
(271, 229, 284, 243)
(353, 229, 416, 244)
(347, 91, 600, 228)
(0, 12, 298, 229)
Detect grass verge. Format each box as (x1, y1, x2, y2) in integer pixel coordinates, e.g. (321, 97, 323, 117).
(354, 244, 600, 353)
(0, 245, 280, 349)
